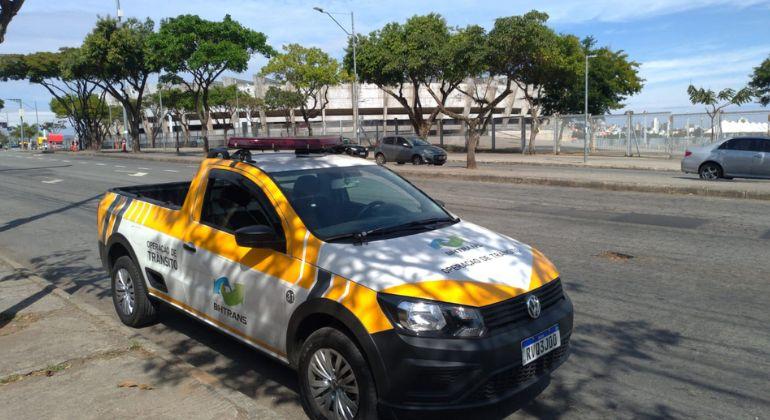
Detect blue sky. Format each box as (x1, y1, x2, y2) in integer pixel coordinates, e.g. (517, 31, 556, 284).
(1, 0, 769, 125)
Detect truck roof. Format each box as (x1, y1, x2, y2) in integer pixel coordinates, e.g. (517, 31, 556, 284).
(243, 152, 376, 174)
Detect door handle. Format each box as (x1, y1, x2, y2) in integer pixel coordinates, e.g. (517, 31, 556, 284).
(183, 242, 196, 253)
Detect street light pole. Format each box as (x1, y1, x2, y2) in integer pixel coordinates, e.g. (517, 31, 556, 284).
(314, 6, 359, 144)
(116, 0, 130, 151)
(584, 53, 596, 163)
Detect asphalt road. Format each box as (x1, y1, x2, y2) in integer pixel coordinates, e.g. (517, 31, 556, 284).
(0, 150, 768, 419)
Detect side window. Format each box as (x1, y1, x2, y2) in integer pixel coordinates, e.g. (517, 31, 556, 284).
(731, 139, 753, 151)
(762, 140, 770, 153)
(719, 140, 734, 150)
(200, 170, 281, 235)
(397, 137, 410, 147)
(383, 137, 394, 145)
(746, 138, 764, 152)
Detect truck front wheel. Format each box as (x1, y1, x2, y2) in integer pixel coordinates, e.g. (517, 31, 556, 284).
(298, 327, 378, 420)
(111, 256, 158, 327)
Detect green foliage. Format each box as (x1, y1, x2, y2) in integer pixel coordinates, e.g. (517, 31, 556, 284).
(264, 86, 304, 111)
(0, 98, 3, 111)
(0, 0, 25, 44)
(9, 122, 39, 140)
(749, 55, 770, 106)
(687, 85, 752, 108)
(540, 35, 644, 116)
(349, 13, 483, 137)
(81, 17, 158, 151)
(208, 84, 239, 110)
(261, 44, 341, 133)
(687, 84, 752, 141)
(151, 14, 274, 151)
(49, 94, 110, 120)
(162, 87, 197, 113)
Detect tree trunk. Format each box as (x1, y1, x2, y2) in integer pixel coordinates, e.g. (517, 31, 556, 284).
(417, 120, 431, 140)
(527, 110, 540, 154)
(305, 115, 313, 136)
(466, 121, 479, 170)
(556, 119, 567, 155)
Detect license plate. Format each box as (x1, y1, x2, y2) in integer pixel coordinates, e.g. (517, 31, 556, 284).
(521, 325, 561, 366)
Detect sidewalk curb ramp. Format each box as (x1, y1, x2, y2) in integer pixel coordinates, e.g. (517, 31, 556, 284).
(64, 151, 770, 201)
(0, 253, 278, 419)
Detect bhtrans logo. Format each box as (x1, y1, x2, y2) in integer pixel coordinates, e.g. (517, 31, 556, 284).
(212, 277, 248, 325)
(430, 236, 483, 256)
(429, 236, 465, 250)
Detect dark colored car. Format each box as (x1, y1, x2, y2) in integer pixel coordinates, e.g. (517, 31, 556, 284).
(374, 136, 447, 165)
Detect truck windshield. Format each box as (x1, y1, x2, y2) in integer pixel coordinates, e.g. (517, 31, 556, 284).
(271, 165, 455, 242)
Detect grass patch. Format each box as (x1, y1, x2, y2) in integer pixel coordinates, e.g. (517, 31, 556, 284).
(0, 374, 22, 385)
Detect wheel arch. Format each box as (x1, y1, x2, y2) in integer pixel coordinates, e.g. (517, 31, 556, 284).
(699, 160, 723, 174)
(104, 233, 141, 274)
(286, 298, 390, 391)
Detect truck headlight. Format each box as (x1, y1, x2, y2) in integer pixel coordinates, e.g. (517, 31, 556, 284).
(378, 294, 486, 338)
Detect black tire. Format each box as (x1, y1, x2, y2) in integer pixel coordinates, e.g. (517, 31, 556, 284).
(111, 255, 158, 327)
(699, 162, 722, 181)
(411, 155, 423, 165)
(298, 327, 378, 420)
(375, 153, 386, 165)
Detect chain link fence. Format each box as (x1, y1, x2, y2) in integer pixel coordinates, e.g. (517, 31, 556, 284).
(94, 109, 770, 157)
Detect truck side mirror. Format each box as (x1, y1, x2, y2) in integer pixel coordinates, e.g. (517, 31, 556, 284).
(235, 225, 285, 252)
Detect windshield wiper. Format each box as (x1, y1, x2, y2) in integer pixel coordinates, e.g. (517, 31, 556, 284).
(325, 217, 458, 244)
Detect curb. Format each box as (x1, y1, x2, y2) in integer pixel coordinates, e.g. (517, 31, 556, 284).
(0, 253, 276, 419)
(392, 168, 770, 201)
(445, 157, 682, 173)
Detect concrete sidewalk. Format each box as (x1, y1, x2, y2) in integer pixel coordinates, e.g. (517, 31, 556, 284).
(48, 149, 770, 200)
(0, 257, 284, 419)
(445, 152, 683, 172)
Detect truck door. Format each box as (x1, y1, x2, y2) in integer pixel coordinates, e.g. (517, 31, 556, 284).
(184, 168, 293, 357)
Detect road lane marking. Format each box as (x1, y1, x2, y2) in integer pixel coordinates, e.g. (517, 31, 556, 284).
(138, 167, 150, 170)
(129, 172, 148, 177)
(163, 169, 178, 173)
(115, 165, 125, 168)
(62, 160, 70, 163)
(42, 179, 63, 184)
(95, 163, 106, 166)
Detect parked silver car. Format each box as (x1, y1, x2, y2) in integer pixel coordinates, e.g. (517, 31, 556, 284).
(681, 137, 770, 180)
(374, 136, 447, 165)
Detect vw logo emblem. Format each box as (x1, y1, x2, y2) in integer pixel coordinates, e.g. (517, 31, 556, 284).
(526, 295, 541, 319)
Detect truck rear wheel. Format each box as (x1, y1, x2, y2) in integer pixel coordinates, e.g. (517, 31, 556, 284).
(111, 256, 158, 327)
(298, 327, 377, 420)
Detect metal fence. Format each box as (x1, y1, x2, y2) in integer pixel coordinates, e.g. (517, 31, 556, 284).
(95, 109, 770, 157)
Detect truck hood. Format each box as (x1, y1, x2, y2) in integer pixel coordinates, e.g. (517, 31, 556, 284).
(315, 221, 559, 307)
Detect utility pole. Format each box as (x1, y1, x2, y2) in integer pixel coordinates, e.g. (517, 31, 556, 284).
(116, 0, 130, 151)
(314, 7, 359, 144)
(34, 101, 41, 142)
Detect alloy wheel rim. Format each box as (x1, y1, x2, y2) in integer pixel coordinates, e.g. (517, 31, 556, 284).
(703, 166, 718, 179)
(307, 348, 359, 420)
(115, 268, 135, 315)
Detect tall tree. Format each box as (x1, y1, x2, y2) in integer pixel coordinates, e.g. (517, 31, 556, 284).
(141, 90, 165, 148)
(687, 85, 752, 142)
(749, 55, 770, 106)
(0, 0, 24, 44)
(429, 14, 565, 168)
(350, 14, 478, 139)
(261, 44, 342, 136)
(163, 87, 196, 150)
(238, 94, 264, 136)
(540, 35, 643, 153)
(152, 14, 274, 152)
(208, 84, 239, 139)
(81, 17, 159, 152)
(49, 93, 112, 149)
(264, 86, 303, 135)
(485, 11, 567, 154)
(0, 49, 109, 149)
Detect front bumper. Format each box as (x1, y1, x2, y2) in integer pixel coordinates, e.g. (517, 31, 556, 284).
(424, 154, 447, 165)
(371, 293, 573, 410)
